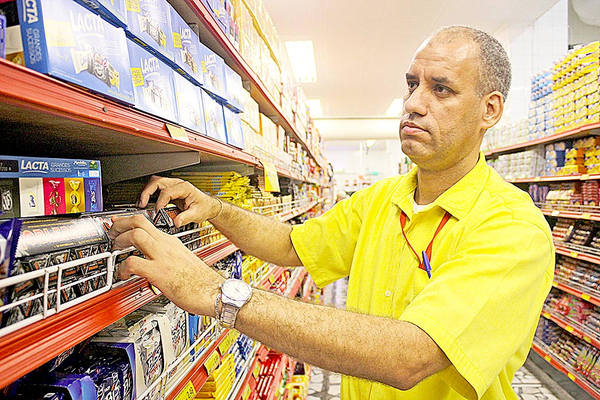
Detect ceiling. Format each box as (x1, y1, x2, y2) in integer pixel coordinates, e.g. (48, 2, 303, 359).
(264, 0, 560, 139)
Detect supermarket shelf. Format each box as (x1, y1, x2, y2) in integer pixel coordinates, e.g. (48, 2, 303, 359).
(302, 276, 315, 302)
(541, 309, 600, 350)
(532, 341, 600, 400)
(0, 59, 320, 186)
(0, 238, 236, 388)
(266, 354, 289, 400)
(231, 345, 267, 400)
(508, 174, 600, 183)
(484, 122, 600, 158)
(553, 279, 600, 307)
(260, 266, 287, 289)
(172, 0, 327, 171)
(278, 200, 318, 222)
(542, 209, 600, 221)
(555, 244, 600, 266)
(286, 269, 308, 299)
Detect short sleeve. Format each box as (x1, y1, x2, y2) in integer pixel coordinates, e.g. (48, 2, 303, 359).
(400, 217, 554, 399)
(290, 191, 365, 288)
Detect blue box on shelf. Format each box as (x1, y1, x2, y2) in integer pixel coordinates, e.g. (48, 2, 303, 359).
(201, 88, 227, 143)
(16, 0, 134, 105)
(73, 0, 127, 28)
(198, 42, 227, 101)
(223, 105, 244, 149)
(169, 6, 204, 87)
(173, 71, 206, 135)
(127, 39, 178, 123)
(223, 64, 244, 113)
(0, 14, 5, 58)
(125, 0, 174, 63)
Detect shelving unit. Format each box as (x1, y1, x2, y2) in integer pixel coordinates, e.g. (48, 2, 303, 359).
(541, 309, 600, 349)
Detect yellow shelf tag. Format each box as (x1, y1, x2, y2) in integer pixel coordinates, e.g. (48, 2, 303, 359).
(582, 212, 592, 219)
(253, 363, 261, 379)
(568, 372, 576, 381)
(543, 312, 551, 319)
(565, 325, 575, 333)
(268, 274, 276, 284)
(204, 351, 221, 375)
(219, 331, 239, 355)
(260, 160, 280, 192)
(551, 210, 560, 216)
(570, 251, 579, 258)
(552, 281, 558, 287)
(242, 386, 252, 400)
(174, 381, 196, 400)
(166, 123, 190, 143)
(584, 335, 592, 343)
(534, 177, 541, 182)
(544, 355, 551, 362)
(582, 293, 591, 301)
(581, 174, 590, 180)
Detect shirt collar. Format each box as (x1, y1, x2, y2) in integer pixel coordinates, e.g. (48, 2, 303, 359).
(390, 152, 490, 220)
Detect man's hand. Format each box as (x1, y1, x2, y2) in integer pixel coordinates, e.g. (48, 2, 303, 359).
(138, 175, 221, 227)
(108, 214, 225, 316)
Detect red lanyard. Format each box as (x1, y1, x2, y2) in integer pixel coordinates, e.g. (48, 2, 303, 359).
(400, 210, 451, 272)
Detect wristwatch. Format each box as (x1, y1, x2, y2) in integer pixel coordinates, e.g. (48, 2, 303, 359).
(216, 278, 253, 328)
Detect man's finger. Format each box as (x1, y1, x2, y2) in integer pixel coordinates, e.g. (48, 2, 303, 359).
(173, 208, 199, 228)
(155, 181, 194, 211)
(119, 255, 152, 280)
(139, 176, 180, 208)
(108, 214, 160, 241)
(112, 228, 156, 256)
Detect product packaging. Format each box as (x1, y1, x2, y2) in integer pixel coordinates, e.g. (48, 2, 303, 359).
(0, 156, 103, 218)
(16, 0, 134, 104)
(173, 71, 206, 135)
(125, 0, 173, 62)
(169, 7, 203, 86)
(127, 39, 178, 123)
(0, 14, 6, 58)
(73, 0, 127, 28)
(201, 89, 227, 143)
(223, 106, 244, 149)
(198, 42, 227, 100)
(223, 64, 244, 113)
(81, 342, 137, 400)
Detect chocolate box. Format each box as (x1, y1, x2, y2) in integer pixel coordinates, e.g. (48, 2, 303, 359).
(223, 105, 244, 149)
(201, 88, 227, 143)
(125, 0, 173, 63)
(127, 39, 178, 123)
(74, 0, 127, 28)
(16, 0, 134, 104)
(223, 64, 244, 113)
(169, 6, 203, 86)
(173, 71, 206, 135)
(198, 41, 227, 101)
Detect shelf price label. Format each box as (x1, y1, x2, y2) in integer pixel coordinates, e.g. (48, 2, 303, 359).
(582, 213, 592, 219)
(544, 355, 551, 363)
(174, 381, 196, 400)
(253, 363, 261, 379)
(204, 351, 221, 375)
(542, 312, 551, 319)
(552, 281, 558, 288)
(567, 372, 576, 382)
(570, 251, 579, 259)
(582, 293, 591, 301)
(581, 174, 590, 180)
(565, 325, 575, 333)
(584, 335, 592, 343)
(219, 331, 240, 355)
(551, 210, 560, 216)
(260, 160, 280, 192)
(242, 386, 252, 400)
(534, 177, 541, 182)
(166, 123, 190, 143)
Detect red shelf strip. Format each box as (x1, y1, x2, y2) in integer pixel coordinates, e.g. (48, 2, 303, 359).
(541, 309, 600, 350)
(553, 280, 600, 308)
(555, 244, 600, 266)
(542, 209, 600, 221)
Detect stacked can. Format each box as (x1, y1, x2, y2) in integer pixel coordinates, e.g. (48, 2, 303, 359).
(529, 70, 555, 139)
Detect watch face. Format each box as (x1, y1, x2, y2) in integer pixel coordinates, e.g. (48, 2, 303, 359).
(223, 279, 252, 302)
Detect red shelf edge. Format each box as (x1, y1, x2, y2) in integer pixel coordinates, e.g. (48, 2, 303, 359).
(541, 309, 600, 350)
(302, 276, 315, 302)
(553, 280, 600, 307)
(485, 122, 600, 157)
(233, 345, 266, 400)
(507, 173, 600, 183)
(287, 269, 308, 299)
(555, 244, 600, 265)
(265, 354, 289, 400)
(542, 209, 600, 222)
(532, 342, 600, 400)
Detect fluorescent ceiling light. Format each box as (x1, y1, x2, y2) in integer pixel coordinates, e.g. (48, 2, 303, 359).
(306, 99, 323, 118)
(385, 98, 404, 117)
(285, 40, 317, 83)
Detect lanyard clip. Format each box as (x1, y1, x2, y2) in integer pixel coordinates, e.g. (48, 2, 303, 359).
(422, 251, 432, 279)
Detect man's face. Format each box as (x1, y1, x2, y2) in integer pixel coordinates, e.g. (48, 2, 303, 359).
(400, 34, 485, 170)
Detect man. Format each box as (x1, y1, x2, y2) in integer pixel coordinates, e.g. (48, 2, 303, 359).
(109, 26, 554, 399)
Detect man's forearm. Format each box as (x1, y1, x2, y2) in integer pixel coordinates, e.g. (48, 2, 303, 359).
(210, 201, 302, 266)
(234, 289, 450, 390)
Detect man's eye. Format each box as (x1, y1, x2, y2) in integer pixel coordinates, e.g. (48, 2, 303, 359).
(434, 85, 451, 94)
(407, 81, 418, 92)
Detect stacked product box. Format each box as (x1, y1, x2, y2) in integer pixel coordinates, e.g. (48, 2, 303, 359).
(202, 89, 228, 143)
(125, 0, 173, 63)
(173, 71, 206, 135)
(198, 41, 227, 101)
(528, 70, 554, 139)
(0, 156, 102, 218)
(168, 6, 204, 87)
(16, 0, 134, 104)
(553, 41, 600, 133)
(127, 39, 178, 123)
(544, 142, 568, 176)
(223, 64, 245, 113)
(492, 149, 544, 180)
(223, 106, 245, 148)
(73, 0, 128, 28)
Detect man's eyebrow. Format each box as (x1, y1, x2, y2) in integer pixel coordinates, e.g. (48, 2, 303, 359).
(432, 76, 450, 84)
(405, 73, 418, 80)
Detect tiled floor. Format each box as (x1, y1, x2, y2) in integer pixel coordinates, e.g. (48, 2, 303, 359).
(307, 366, 563, 400)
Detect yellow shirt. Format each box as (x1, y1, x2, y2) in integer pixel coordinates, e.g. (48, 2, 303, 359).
(290, 154, 554, 400)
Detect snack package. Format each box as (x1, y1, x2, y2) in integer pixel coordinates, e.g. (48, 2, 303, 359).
(73, 0, 127, 28)
(125, 0, 173, 62)
(169, 7, 203, 86)
(223, 106, 244, 149)
(173, 71, 206, 135)
(16, 0, 134, 104)
(223, 64, 244, 113)
(0, 14, 6, 59)
(201, 89, 227, 143)
(198, 42, 226, 100)
(127, 39, 178, 123)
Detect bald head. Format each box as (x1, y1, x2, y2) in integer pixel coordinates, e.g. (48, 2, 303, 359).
(427, 26, 512, 99)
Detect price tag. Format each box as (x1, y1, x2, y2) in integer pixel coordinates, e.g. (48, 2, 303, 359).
(582, 293, 591, 301)
(219, 331, 239, 355)
(534, 176, 541, 182)
(544, 355, 551, 362)
(166, 123, 190, 143)
(268, 274, 276, 284)
(543, 312, 551, 319)
(204, 351, 221, 375)
(174, 381, 196, 400)
(570, 251, 579, 259)
(552, 281, 558, 287)
(260, 160, 280, 192)
(551, 210, 560, 216)
(582, 212, 592, 219)
(195, 339, 206, 353)
(242, 386, 251, 400)
(253, 363, 261, 379)
(584, 335, 592, 343)
(582, 174, 590, 180)
(565, 325, 575, 333)
(568, 372, 576, 382)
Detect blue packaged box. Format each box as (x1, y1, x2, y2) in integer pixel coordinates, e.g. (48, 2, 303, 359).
(223, 106, 244, 148)
(173, 72, 206, 135)
(16, 0, 134, 105)
(0, 156, 102, 218)
(0, 14, 6, 59)
(201, 89, 226, 143)
(223, 64, 244, 113)
(127, 39, 178, 123)
(125, 0, 174, 63)
(198, 42, 227, 101)
(74, 0, 127, 28)
(169, 7, 203, 87)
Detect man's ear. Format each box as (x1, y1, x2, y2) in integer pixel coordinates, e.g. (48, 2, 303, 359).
(481, 91, 504, 132)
